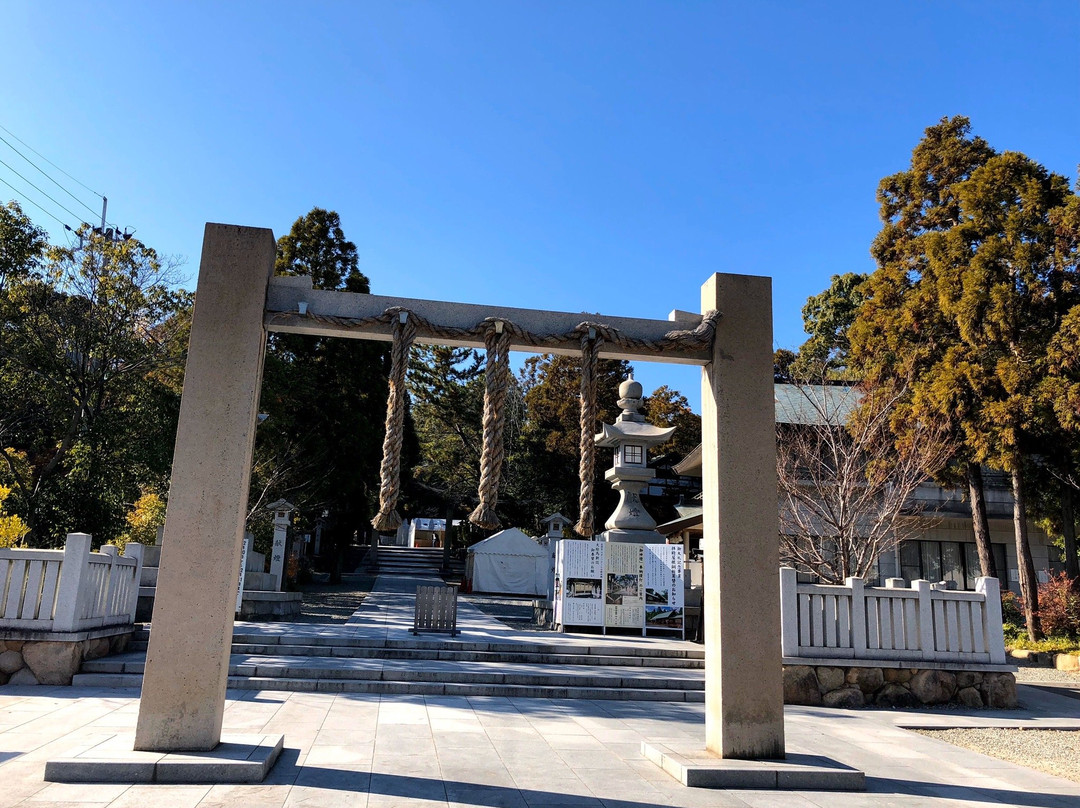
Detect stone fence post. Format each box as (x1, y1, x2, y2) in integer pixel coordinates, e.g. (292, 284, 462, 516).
(913, 579, 935, 661)
(124, 543, 145, 621)
(976, 576, 1006, 664)
(779, 567, 798, 657)
(846, 576, 867, 658)
(52, 533, 92, 632)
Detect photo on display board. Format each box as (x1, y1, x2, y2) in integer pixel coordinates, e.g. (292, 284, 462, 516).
(606, 573, 640, 605)
(566, 578, 602, 598)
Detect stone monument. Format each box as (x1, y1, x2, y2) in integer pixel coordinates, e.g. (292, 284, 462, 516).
(595, 378, 675, 544)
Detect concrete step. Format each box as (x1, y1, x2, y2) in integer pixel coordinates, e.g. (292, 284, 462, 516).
(71, 671, 703, 701)
(75, 651, 705, 701)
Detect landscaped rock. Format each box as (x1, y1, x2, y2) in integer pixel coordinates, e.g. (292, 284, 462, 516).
(874, 683, 919, 709)
(85, 638, 110, 660)
(0, 650, 23, 674)
(883, 668, 913, 684)
(955, 671, 983, 688)
(816, 666, 845, 693)
(782, 666, 822, 705)
(909, 670, 957, 704)
(956, 687, 983, 708)
(1055, 653, 1079, 672)
(822, 687, 865, 709)
(7, 667, 39, 685)
(22, 642, 82, 686)
(847, 666, 884, 694)
(981, 673, 1017, 708)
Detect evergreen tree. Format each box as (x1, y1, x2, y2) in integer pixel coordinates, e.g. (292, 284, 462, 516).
(850, 116, 1000, 582)
(252, 208, 391, 581)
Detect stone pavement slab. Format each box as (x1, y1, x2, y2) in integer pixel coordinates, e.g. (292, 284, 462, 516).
(2, 683, 1080, 807)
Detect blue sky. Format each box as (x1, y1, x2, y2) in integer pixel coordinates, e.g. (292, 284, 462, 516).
(2, 2, 1077, 411)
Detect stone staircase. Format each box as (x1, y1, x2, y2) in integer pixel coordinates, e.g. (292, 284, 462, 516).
(73, 626, 706, 702)
(374, 546, 447, 577)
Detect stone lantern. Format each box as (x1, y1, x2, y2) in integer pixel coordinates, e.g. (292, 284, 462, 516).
(595, 378, 675, 544)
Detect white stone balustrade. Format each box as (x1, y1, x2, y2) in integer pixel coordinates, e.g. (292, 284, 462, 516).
(1, 533, 143, 632)
(780, 567, 1006, 665)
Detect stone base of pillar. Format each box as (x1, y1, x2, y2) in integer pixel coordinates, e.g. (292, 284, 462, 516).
(45, 733, 285, 784)
(641, 742, 865, 790)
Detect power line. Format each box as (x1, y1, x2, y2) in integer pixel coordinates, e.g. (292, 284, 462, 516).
(0, 122, 103, 198)
(0, 155, 87, 225)
(0, 175, 74, 229)
(0, 131, 101, 219)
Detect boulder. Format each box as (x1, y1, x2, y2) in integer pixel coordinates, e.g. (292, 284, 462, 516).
(816, 666, 846, 693)
(85, 638, 110, 660)
(7, 667, 39, 685)
(822, 687, 865, 709)
(956, 687, 984, 708)
(847, 667, 884, 694)
(0, 650, 24, 675)
(909, 670, 957, 705)
(955, 671, 983, 689)
(874, 683, 919, 709)
(883, 668, 913, 684)
(981, 673, 1017, 708)
(22, 641, 82, 686)
(783, 666, 822, 705)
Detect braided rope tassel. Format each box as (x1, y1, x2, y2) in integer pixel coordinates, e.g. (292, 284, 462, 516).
(372, 313, 417, 532)
(574, 329, 604, 537)
(469, 323, 513, 529)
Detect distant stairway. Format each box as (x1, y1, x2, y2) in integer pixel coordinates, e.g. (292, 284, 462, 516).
(74, 626, 705, 702)
(374, 546, 445, 577)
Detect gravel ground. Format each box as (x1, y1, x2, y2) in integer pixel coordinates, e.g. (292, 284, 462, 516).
(911, 727, 1080, 783)
(912, 666, 1080, 783)
(1014, 665, 1080, 684)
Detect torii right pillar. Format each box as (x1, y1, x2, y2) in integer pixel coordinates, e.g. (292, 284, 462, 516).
(701, 273, 784, 759)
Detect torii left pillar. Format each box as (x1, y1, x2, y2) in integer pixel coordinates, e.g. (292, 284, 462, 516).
(135, 224, 275, 751)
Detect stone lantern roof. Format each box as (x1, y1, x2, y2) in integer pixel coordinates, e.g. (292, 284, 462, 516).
(593, 378, 675, 448)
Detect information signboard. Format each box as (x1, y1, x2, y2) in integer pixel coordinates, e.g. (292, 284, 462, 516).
(644, 544, 684, 635)
(604, 542, 645, 630)
(553, 539, 604, 627)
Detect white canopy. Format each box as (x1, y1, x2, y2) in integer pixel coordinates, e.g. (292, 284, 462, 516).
(466, 528, 548, 596)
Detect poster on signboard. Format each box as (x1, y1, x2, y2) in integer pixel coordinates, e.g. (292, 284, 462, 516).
(644, 544, 684, 634)
(554, 539, 604, 627)
(604, 542, 645, 630)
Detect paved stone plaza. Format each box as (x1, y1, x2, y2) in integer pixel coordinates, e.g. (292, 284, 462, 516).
(2, 572, 1079, 807)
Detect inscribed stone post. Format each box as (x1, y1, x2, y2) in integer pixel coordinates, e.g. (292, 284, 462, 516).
(700, 273, 785, 759)
(134, 224, 275, 752)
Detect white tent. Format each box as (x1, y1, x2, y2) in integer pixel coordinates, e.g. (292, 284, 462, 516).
(466, 528, 549, 596)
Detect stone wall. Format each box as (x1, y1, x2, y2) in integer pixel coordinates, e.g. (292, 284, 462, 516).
(783, 663, 1016, 709)
(0, 632, 130, 686)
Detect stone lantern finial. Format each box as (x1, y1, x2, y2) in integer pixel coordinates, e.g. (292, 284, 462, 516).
(616, 378, 645, 423)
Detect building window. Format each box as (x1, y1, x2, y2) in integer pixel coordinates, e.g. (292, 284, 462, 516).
(898, 540, 1006, 590)
(622, 444, 644, 465)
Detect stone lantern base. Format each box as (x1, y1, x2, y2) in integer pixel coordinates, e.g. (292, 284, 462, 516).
(597, 528, 667, 545)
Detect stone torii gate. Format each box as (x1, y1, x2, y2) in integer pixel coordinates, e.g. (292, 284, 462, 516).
(133, 224, 784, 764)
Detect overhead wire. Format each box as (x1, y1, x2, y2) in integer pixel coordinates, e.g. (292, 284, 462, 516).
(0, 131, 101, 219)
(0, 175, 74, 229)
(0, 155, 86, 225)
(0, 123, 123, 233)
(0, 122, 103, 198)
